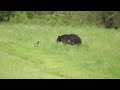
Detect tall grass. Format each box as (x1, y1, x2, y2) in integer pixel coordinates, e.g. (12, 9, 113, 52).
(0, 23, 120, 78)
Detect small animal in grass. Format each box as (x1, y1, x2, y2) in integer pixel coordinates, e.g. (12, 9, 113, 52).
(34, 40, 40, 47)
(57, 34, 82, 45)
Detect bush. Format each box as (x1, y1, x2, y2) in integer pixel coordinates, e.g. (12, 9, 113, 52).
(0, 11, 13, 22)
(9, 11, 28, 23)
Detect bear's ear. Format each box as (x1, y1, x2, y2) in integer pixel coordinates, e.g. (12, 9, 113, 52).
(58, 36, 60, 38)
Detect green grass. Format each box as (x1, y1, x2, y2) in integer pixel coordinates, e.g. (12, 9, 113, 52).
(0, 23, 120, 79)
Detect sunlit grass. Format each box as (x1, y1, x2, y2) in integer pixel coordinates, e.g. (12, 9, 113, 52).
(0, 23, 120, 79)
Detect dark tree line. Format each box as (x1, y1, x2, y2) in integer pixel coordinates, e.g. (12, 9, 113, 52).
(0, 11, 120, 29)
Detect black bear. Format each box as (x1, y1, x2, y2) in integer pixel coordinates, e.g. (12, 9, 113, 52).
(57, 34, 82, 45)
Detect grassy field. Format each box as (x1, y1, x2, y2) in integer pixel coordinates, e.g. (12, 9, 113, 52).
(0, 23, 120, 79)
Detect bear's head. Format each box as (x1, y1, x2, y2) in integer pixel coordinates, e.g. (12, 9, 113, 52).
(57, 36, 62, 43)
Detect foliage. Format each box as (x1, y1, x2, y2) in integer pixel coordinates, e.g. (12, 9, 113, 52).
(0, 11, 120, 28)
(0, 11, 13, 21)
(9, 11, 28, 23)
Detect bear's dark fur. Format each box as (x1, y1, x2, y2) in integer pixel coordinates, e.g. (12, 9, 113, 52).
(57, 34, 82, 45)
